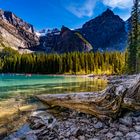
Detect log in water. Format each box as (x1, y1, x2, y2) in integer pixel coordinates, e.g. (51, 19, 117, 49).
(37, 75, 140, 120)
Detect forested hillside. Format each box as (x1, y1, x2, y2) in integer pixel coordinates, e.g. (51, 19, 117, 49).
(0, 2, 139, 75)
(0, 47, 126, 75)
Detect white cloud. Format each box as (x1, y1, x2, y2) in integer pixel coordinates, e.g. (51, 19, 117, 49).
(62, 0, 96, 18)
(102, 0, 133, 9)
(60, 0, 132, 20)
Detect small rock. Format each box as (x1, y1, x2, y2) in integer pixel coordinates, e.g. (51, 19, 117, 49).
(80, 119, 90, 124)
(89, 138, 100, 140)
(119, 117, 132, 126)
(85, 134, 91, 138)
(110, 122, 119, 130)
(115, 131, 123, 137)
(69, 136, 78, 140)
(92, 118, 98, 124)
(94, 122, 103, 129)
(119, 124, 129, 133)
(112, 137, 121, 140)
(136, 122, 140, 125)
(78, 136, 85, 140)
(134, 125, 140, 132)
(106, 132, 114, 139)
(133, 117, 139, 123)
(65, 131, 71, 137)
(99, 128, 108, 134)
(70, 127, 80, 135)
(109, 128, 118, 134)
(126, 132, 140, 140)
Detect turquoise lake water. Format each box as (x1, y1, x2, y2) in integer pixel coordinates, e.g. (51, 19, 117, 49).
(0, 74, 107, 102)
(0, 74, 108, 132)
(0, 74, 107, 136)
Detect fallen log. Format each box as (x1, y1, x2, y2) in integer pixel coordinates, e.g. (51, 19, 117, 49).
(37, 75, 140, 120)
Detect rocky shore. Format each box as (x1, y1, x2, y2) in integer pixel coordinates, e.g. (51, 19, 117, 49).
(4, 74, 140, 140)
(4, 107, 140, 140)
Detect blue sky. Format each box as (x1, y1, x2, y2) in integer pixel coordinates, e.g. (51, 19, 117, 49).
(0, 0, 133, 31)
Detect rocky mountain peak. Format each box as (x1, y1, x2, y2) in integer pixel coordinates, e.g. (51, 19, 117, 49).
(61, 26, 71, 34)
(82, 9, 123, 29)
(0, 9, 34, 33)
(80, 9, 127, 51)
(0, 9, 39, 51)
(102, 8, 114, 17)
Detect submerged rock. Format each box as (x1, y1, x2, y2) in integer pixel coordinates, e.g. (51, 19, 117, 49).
(25, 133, 38, 140)
(4, 124, 31, 140)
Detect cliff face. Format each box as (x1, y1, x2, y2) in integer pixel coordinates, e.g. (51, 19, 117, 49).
(78, 9, 128, 51)
(0, 9, 39, 52)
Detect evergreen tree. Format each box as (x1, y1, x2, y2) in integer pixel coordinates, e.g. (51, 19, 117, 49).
(128, 0, 140, 73)
(0, 47, 126, 75)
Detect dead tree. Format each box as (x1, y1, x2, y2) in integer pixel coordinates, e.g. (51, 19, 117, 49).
(37, 75, 140, 120)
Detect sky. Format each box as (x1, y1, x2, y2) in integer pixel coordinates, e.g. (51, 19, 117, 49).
(0, 0, 133, 31)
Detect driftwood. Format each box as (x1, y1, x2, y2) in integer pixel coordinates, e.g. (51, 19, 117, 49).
(37, 75, 140, 120)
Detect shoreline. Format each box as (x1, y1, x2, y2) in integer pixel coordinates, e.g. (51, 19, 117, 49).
(0, 73, 91, 77)
(1, 74, 138, 139)
(0, 73, 108, 138)
(5, 107, 140, 140)
(4, 74, 140, 140)
(0, 73, 120, 79)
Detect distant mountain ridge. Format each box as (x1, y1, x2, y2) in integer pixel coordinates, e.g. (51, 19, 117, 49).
(37, 26, 93, 53)
(0, 9, 131, 53)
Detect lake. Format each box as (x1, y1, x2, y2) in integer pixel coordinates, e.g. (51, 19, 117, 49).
(0, 74, 107, 135)
(0, 74, 107, 100)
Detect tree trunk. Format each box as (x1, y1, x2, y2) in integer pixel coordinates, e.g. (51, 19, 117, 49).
(37, 75, 140, 120)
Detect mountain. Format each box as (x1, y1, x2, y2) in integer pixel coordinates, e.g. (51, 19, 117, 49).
(0, 9, 39, 52)
(37, 26, 93, 53)
(41, 9, 129, 53)
(78, 9, 128, 51)
(0, 9, 130, 53)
